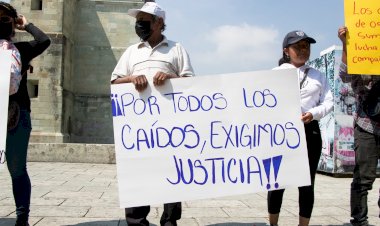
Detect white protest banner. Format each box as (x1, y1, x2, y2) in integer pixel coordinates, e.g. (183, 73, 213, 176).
(0, 50, 12, 171)
(111, 69, 310, 208)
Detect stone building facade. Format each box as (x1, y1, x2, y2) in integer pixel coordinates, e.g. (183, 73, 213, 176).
(11, 0, 142, 144)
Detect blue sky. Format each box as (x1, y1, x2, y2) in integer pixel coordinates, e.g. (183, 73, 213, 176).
(3, 0, 344, 75)
(156, 0, 345, 75)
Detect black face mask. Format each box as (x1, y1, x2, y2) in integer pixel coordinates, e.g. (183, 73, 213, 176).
(0, 19, 13, 39)
(135, 21, 152, 41)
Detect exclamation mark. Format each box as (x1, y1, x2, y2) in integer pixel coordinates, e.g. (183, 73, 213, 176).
(272, 155, 282, 189)
(262, 155, 283, 190)
(111, 94, 123, 117)
(262, 158, 271, 190)
(111, 94, 117, 116)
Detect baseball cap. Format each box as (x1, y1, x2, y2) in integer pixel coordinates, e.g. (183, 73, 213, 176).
(128, 2, 165, 21)
(282, 30, 316, 48)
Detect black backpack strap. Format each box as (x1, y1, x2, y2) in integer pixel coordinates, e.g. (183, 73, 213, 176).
(300, 68, 310, 89)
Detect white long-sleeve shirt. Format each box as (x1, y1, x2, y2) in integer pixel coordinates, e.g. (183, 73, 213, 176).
(273, 63, 333, 120)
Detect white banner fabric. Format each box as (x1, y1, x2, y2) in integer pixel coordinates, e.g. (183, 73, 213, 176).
(111, 69, 310, 208)
(0, 50, 12, 171)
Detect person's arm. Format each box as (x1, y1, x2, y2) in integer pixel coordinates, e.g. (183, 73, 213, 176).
(338, 26, 351, 83)
(152, 72, 180, 86)
(112, 76, 135, 84)
(305, 70, 334, 121)
(113, 75, 148, 92)
(16, 15, 51, 60)
(338, 26, 348, 65)
(176, 43, 195, 77)
(110, 47, 149, 92)
(152, 43, 195, 86)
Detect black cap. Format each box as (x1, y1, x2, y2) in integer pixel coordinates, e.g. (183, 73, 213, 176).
(282, 30, 316, 48)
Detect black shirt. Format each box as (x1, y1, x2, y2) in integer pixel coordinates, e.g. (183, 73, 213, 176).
(11, 23, 50, 112)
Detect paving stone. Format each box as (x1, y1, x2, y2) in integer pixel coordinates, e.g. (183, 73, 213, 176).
(0, 205, 14, 217)
(1, 162, 380, 226)
(31, 206, 90, 217)
(35, 217, 121, 226)
(185, 199, 248, 208)
(182, 207, 229, 218)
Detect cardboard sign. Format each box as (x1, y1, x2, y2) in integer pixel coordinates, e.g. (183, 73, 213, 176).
(111, 69, 310, 208)
(0, 50, 12, 170)
(345, 0, 380, 75)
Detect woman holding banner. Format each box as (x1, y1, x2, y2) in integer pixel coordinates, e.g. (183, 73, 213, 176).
(267, 30, 333, 226)
(0, 2, 50, 225)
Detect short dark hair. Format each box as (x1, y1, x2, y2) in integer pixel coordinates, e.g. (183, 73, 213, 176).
(152, 15, 166, 32)
(0, 1, 17, 19)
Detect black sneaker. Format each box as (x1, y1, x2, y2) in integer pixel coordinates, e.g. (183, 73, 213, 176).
(15, 222, 29, 226)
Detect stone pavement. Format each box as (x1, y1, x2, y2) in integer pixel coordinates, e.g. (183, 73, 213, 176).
(1, 162, 380, 226)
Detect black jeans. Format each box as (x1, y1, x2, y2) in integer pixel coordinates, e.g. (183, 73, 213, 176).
(350, 125, 380, 226)
(125, 202, 181, 226)
(6, 110, 32, 224)
(268, 120, 322, 218)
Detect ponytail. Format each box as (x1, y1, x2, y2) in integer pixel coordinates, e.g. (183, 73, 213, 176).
(278, 52, 290, 66)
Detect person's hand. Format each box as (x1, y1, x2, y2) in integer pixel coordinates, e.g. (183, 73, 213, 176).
(132, 75, 148, 92)
(153, 71, 173, 86)
(15, 14, 28, 30)
(301, 112, 313, 124)
(338, 26, 348, 45)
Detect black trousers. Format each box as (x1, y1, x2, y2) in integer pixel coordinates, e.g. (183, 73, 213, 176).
(125, 202, 181, 226)
(267, 120, 322, 218)
(350, 125, 380, 226)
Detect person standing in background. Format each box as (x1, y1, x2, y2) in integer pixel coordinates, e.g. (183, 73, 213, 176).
(338, 26, 380, 226)
(0, 1, 51, 225)
(267, 30, 333, 226)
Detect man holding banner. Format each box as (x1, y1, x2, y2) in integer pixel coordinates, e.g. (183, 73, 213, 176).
(111, 1, 194, 225)
(338, 26, 380, 226)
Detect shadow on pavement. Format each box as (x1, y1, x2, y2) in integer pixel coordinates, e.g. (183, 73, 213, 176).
(69, 220, 122, 226)
(0, 218, 16, 226)
(69, 220, 157, 226)
(206, 223, 364, 226)
(206, 223, 267, 226)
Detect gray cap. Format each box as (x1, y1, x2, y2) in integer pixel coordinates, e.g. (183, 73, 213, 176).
(282, 30, 316, 48)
